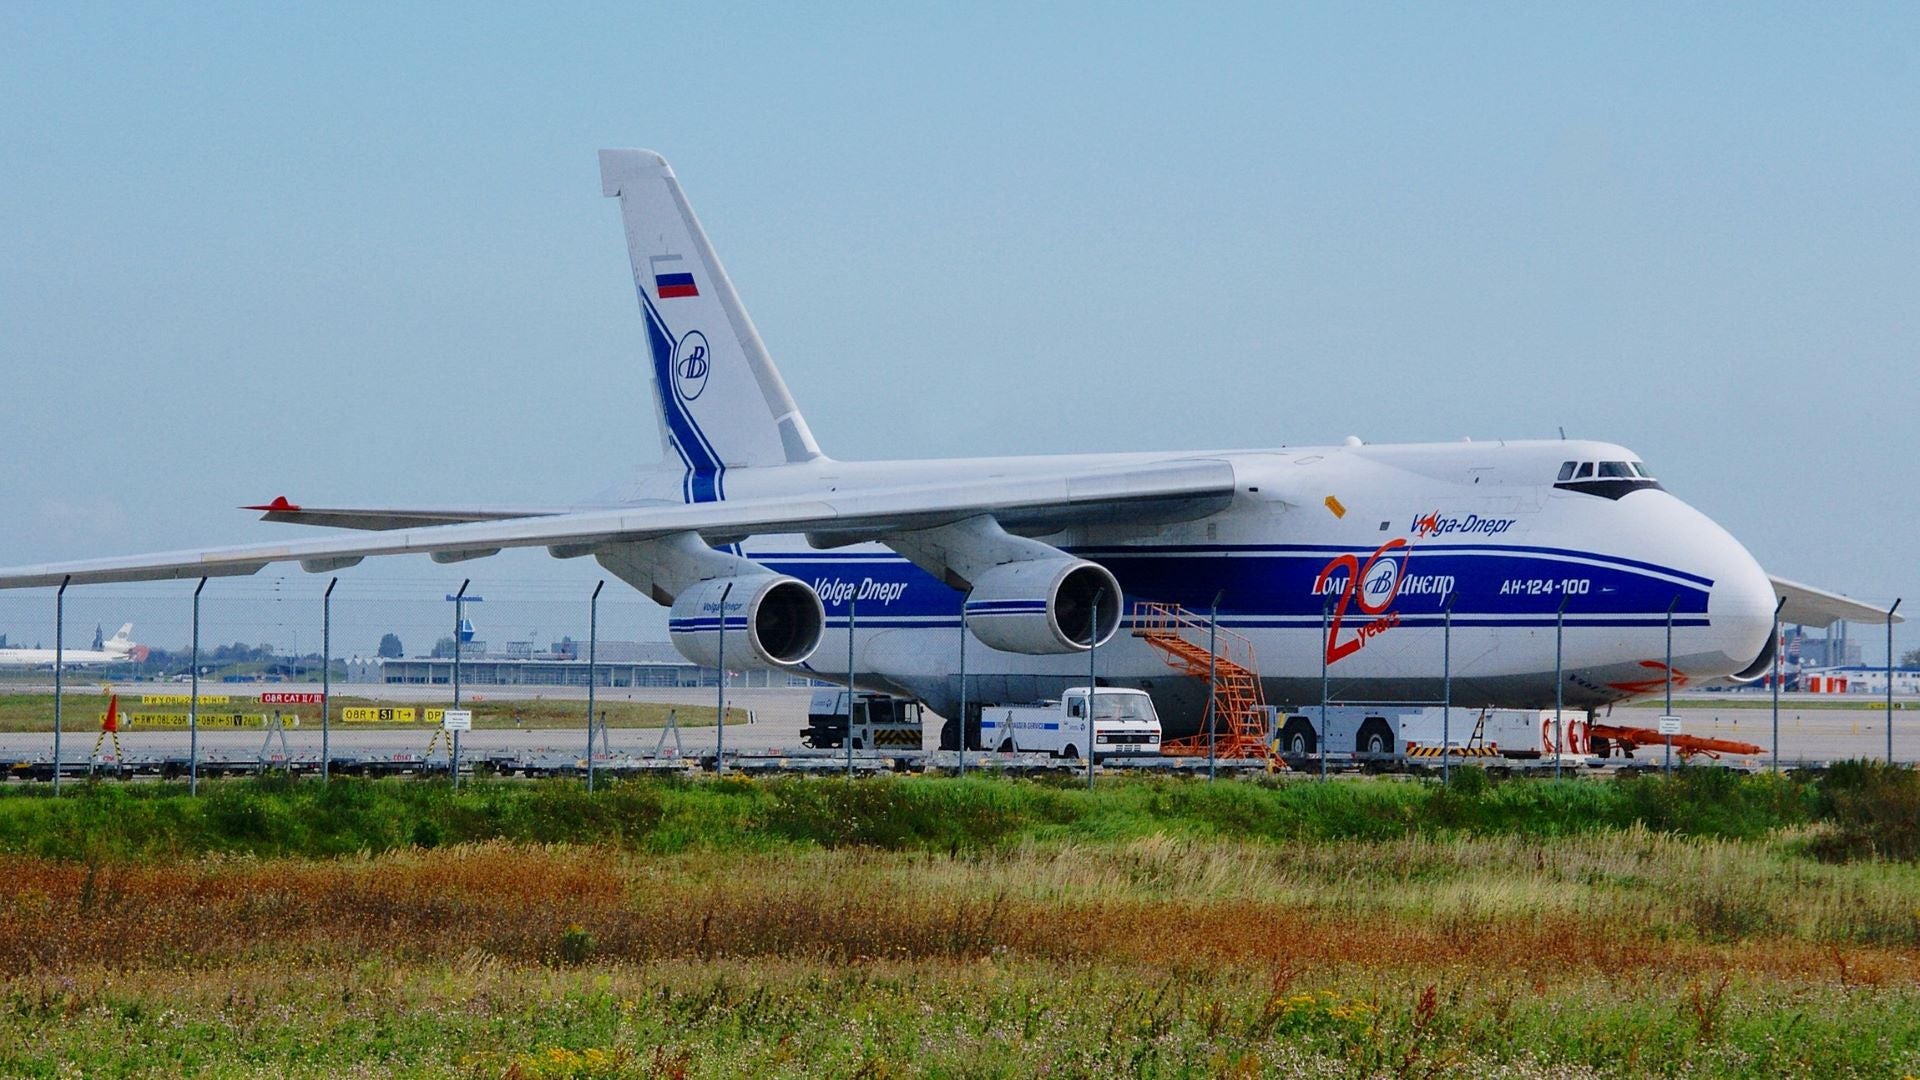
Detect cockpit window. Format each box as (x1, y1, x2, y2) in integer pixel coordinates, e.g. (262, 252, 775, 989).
(1555, 457, 1663, 499)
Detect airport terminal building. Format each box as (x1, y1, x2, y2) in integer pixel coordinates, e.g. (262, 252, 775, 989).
(351, 641, 820, 690)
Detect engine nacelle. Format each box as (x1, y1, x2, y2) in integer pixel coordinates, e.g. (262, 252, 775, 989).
(964, 559, 1122, 654)
(669, 574, 825, 669)
(1728, 627, 1778, 683)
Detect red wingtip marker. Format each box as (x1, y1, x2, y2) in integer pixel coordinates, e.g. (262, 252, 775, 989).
(243, 495, 302, 513)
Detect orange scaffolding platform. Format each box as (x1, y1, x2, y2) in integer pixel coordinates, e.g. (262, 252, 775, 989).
(1131, 602, 1282, 767)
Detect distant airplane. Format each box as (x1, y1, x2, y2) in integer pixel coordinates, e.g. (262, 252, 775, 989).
(0, 623, 147, 667)
(0, 150, 1898, 740)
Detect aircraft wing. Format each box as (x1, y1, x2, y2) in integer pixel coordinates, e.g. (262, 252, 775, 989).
(0, 460, 1237, 588)
(1771, 575, 1903, 628)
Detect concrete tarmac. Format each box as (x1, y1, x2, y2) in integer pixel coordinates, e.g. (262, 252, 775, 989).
(1600, 701, 1916, 767)
(1, 685, 1914, 767)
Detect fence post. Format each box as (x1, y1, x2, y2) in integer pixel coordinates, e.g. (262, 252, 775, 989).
(1890, 599, 1904, 764)
(54, 576, 69, 794)
(1664, 595, 1679, 777)
(452, 579, 469, 710)
(451, 579, 468, 790)
(715, 580, 733, 775)
(587, 580, 603, 792)
(1208, 590, 1222, 782)
(957, 609, 967, 777)
(191, 577, 206, 795)
(1086, 589, 1101, 791)
(1442, 592, 1456, 787)
(1319, 596, 1330, 777)
(846, 600, 856, 779)
(1770, 597, 1784, 773)
(1554, 593, 1568, 781)
(322, 577, 336, 783)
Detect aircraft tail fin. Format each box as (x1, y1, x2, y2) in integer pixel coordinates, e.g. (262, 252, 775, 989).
(599, 149, 824, 502)
(102, 624, 138, 658)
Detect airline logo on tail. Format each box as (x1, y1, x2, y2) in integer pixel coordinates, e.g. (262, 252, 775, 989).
(673, 330, 711, 401)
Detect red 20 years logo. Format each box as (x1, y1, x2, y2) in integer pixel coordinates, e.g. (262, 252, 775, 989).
(1315, 537, 1410, 665)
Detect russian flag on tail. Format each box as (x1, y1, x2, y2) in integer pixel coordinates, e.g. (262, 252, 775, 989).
(651, 254, 699, 299)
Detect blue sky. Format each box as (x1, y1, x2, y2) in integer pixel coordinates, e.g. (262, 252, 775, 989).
(1, 4, 1913, 654)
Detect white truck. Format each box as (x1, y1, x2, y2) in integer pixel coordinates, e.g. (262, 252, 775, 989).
(978, 687, 1163, 760)
(1274, 705, 1589, 762)
(802, 691, 925, 751)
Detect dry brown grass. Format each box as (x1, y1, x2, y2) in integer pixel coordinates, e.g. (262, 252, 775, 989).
(3, 837, 1915, 989)
(3, 837, 1917, 1076)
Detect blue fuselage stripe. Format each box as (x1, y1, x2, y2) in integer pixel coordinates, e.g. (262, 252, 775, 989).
(1069, 543, 1715, 589)
(767, 544, 1713, 623)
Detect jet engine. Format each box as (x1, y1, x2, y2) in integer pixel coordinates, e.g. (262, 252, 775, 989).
(1727, 629, 1778, 683)
(963, 559, 1122, 654)
(668, 574, 825, 669)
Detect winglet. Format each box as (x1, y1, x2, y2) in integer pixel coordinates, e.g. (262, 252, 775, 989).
(243, 496, 302, 513)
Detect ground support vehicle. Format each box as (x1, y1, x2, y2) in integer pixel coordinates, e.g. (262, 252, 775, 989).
(802, 691, 926, 751)
(1274, 705, 1594, 767)
(977, 687, 1163, 761)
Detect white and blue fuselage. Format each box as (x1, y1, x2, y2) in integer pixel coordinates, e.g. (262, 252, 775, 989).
(627, 439, 1778, 733)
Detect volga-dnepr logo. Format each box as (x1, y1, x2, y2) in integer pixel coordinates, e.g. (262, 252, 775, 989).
(1411, 510, 1515, 537)
(673, 330, 710, 401)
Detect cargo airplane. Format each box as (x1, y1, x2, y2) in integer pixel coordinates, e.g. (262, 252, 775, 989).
(0, 151, 1897, 739)
(0, 624, 146, 667)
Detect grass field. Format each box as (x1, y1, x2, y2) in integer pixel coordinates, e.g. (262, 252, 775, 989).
(0, 693, 737, 732)
(0, 770, 1916, 1077)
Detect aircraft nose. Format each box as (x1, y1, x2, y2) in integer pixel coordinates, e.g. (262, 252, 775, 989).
(1704, 530, 1777, 673)
(1637, 490, 1777, 678)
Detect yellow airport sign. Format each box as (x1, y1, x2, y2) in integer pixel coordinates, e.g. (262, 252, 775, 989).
(106, 712, 276, 729)
(341, 707, 418, 723)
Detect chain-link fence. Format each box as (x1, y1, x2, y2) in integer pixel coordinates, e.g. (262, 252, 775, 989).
(0, 572, 1911, 786)
(0, 572, 833, 788)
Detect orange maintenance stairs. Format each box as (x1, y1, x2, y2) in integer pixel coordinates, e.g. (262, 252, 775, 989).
(1131, 602, 1281, 767)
